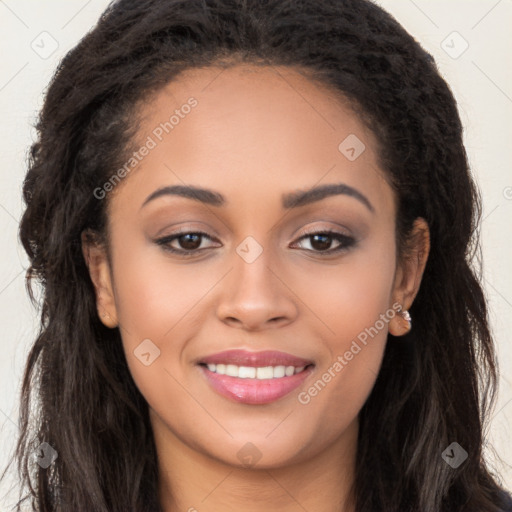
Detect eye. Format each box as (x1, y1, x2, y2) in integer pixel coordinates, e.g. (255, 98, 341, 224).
(155, 230, 220, 255)
(154, 229, 356, 257)
(291, 230, 356, 255)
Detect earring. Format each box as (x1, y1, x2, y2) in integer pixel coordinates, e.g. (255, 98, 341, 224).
(401, 309, 411, 324)
(398, 306, 412, 332)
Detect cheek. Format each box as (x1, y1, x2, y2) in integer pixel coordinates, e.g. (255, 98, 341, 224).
(107, 235, 222, 396)
(109, 246, 215, 415)
(293, 234, 397, 345)
(291, 236, 396, 424)
(110, 238, 220, 341)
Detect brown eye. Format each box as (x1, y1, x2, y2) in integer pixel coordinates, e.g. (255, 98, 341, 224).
(310, 233, 334, 251)
(176, 233, 203, 250)
(155, 231, 220, 255)
(292, 231, 356, 255)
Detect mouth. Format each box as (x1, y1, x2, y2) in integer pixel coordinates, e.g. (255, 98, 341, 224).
(197, 350, 314, 405)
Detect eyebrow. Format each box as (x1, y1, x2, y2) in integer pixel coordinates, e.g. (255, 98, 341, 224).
(282, 183, 374, 212)
(141, 183, 374, 212)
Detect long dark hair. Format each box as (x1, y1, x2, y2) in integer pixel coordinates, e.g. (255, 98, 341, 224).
(4, 0, 510, 510)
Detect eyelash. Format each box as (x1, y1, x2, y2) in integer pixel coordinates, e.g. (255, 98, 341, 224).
(154, 228, 356, 257)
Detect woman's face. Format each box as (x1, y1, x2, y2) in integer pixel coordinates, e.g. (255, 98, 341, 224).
(85, 65, 427, 469)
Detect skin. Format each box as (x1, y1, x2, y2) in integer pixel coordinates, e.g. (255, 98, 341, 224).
(83, 64, 430, 512)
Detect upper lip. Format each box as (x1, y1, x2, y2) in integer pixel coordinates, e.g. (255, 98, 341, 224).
(199, 349, 313, 368)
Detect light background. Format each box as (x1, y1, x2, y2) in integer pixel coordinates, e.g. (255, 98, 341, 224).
(0, 0, 511, 508)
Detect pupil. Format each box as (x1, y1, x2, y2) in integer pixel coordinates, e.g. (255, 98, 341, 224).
(311, 234, 331, 251)
(180, 233, 201, 250)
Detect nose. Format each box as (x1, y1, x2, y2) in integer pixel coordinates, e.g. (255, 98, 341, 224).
(216, 247, 298, 331)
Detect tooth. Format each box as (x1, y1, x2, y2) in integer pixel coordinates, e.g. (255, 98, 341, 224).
(273, 365, 286, 378)
(225, 364, 239, 377)
(238, 366, 256, 379)
(208, 363, 307, 378)
(256, 366, 274, 379)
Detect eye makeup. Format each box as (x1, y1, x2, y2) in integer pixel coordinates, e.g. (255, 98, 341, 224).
(153, 227, 357, 258)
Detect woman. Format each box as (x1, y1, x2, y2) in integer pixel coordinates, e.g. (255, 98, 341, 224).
(6, 0, 511, 510)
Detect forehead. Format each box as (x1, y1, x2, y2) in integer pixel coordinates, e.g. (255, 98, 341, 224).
(109, 64, 394, 216)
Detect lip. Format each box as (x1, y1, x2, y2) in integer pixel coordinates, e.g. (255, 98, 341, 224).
(198, 350, 314, 405)
(199, 349, 313, 367)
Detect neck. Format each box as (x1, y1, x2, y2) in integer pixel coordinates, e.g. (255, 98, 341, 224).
(153, 411, 358, 512)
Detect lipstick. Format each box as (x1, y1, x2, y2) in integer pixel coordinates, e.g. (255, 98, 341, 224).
(198, 350, 314, 405)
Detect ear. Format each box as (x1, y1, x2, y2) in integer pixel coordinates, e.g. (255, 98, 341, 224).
(81, 230, 118, 328)
(389, 218, 430, 336)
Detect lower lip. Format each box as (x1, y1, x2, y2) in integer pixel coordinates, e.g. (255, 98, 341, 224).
(199, 365, 313, 405)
